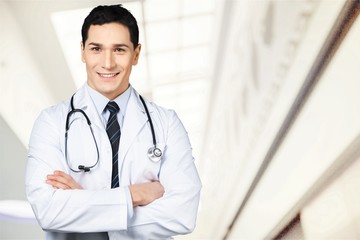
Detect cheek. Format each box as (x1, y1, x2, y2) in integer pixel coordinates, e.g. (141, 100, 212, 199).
(126, 59, 136, 70)
(84, 59, 97, 71)
(83, 53, 99, 68)
(116, 55, 133, 66)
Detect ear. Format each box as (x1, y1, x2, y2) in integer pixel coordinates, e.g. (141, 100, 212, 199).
(80, 41, 85, 63)
(132, 44, 141, 65)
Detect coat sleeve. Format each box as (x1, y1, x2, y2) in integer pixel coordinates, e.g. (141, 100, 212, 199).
(123, 110, 202, 238)
(25, 107, 130, 233)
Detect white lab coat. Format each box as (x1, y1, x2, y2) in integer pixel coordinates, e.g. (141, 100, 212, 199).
(26, 85, 202, 240)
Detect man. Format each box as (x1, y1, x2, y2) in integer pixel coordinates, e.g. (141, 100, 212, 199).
(26, 4, 201, 240)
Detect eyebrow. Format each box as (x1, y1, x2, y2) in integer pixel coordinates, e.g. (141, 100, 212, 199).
(87, 42, 130, 48)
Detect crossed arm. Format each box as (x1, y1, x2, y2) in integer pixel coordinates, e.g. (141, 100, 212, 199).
(27, 108, 201, 236)
(46, 171, 164, 207)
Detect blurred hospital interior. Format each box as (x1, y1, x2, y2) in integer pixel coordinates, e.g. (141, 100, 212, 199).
(1, 0, 360, 239)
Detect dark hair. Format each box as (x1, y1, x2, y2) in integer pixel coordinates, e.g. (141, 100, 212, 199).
(81, 4, 139, 49)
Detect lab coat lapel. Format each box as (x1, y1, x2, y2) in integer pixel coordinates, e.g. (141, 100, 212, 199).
(74, 85, 104, 131)
(119, 88, 150, 164)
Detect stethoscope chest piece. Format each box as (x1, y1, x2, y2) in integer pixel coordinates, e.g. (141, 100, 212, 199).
(148, 147, 162, 162)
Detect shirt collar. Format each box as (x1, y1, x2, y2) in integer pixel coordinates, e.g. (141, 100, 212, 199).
(85, 83, 132, 117)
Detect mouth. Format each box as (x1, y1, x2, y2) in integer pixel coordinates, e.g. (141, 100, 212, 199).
(97, 72, 119, 78)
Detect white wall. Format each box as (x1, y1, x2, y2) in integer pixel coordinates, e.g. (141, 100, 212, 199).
(300, 13, 360, 239)
(0, 2, 46, 239)
(191, 0, 360, 239)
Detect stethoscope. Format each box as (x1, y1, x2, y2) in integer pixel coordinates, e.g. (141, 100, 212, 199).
(65, 93, 162, 172)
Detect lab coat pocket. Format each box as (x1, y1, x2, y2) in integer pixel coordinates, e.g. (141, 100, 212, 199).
(130, 142, 166, 183)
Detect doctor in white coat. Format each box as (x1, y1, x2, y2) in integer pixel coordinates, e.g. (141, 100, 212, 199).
(25, 4, 201, 240)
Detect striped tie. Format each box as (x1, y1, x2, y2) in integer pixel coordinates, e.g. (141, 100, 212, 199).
(105, 101, 120, 188)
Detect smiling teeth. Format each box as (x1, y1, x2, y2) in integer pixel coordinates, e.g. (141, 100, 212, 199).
(100, 73, 117, 78)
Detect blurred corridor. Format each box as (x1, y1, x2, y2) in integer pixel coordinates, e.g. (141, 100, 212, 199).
(1, 0, 360, 239)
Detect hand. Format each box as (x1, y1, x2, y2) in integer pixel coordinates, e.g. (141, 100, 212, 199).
(46, 171, 82, 190)
(129, 181, 164, 207)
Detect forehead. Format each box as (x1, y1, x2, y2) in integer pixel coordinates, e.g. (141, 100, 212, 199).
(86, 23, 131, 43)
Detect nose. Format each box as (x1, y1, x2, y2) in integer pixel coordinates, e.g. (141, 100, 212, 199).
(102, 50, 115, 69)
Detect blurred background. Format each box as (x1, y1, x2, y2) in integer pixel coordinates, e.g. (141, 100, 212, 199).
(1, 0, 360, 239)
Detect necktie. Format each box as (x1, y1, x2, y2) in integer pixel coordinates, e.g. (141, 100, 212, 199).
(105, 101, 120, 188)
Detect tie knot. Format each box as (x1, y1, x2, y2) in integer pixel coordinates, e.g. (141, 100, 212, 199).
(106, 101, 120, 114)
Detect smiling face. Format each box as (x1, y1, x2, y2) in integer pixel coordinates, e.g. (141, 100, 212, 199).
(81, 23, 141, 100)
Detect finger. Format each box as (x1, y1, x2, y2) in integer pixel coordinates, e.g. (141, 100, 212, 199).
(46, 179, 70, 190)
(47, 174, 70, 186)
(54, 171, 72, 180)
(52, 171, 81, 189)
(47, 171, 82, 189)
(47, 174, 76, 190)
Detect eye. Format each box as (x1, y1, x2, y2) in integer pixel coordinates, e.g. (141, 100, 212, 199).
(114, 47, 125, 53)
(90, 47, 101, 52)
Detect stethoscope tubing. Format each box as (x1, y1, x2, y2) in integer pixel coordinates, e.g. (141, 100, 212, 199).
(65, 92, 162, 173)
(65, 95, 100, 172)
(139, 95, 157, 148)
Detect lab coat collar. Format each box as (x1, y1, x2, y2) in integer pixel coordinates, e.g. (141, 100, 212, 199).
(118, 88, 153, 164)
(72, 84, 154, 126)
(72, 85, 105, 131)
(131, 89, 154, 114)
